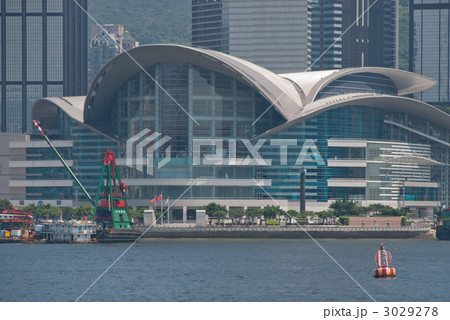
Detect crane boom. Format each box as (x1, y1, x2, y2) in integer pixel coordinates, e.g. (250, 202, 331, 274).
(32, 120, 95, 206)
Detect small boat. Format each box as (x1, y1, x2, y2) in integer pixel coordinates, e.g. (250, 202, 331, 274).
(374, 243, 396, 278)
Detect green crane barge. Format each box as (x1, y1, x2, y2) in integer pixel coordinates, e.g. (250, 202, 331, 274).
(32, 120, 141, 242)
(436, 208, 450, 240)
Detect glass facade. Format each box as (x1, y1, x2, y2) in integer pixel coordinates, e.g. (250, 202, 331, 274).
(309, 0, 343, 70)
(315, 73, 398, 99)
(103, 63, 450, 208)
(192, 0, 309, 73)
(309, 0, 397, 70)
(0, 0, 87, 133)
(110, 63, 284, 199)
(410, 0, 450, 105)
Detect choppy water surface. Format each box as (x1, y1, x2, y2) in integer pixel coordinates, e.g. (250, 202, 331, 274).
(1, 238, 449, 301)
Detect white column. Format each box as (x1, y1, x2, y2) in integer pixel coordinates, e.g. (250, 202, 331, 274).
(183, 206, 187, 224)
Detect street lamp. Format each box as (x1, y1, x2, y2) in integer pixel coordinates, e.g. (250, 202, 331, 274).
(300, 168, 306, 212)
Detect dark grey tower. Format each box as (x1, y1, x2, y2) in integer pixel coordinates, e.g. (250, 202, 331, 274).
(0, 0, 87, 133)
(63, 0, 88, 97)
(192, 0, 309, 74)
(409, 0, 450, 105)
(309, 0, 397, 70)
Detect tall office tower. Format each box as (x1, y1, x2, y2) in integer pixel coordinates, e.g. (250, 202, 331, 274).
(0, 0, 88, 133)
(309, 0, 397, 71)
(308, 0, 343, 70)
(89, 24, 139, 84)
(410, 0, 450, 105)
(192, 0, 309, 73)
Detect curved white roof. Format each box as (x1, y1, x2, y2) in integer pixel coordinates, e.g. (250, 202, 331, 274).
(32, 44, 449, 140)
(84, 44, 303, 124)
(255, 94, 450, 139)
(280, 67, 436, 104)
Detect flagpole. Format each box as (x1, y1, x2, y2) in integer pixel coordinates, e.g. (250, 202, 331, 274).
(167, 194, 169, 224)
(161, 191, 163, 225)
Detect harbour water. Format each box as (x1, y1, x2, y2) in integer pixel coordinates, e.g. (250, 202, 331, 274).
(0, 238, 449, 302)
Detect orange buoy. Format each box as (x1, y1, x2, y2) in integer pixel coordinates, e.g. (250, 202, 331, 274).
(374, 266, 396, 278)
(374, 243, 396, 278)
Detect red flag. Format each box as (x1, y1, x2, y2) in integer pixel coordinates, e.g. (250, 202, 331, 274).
(149, 198, 156, 204)
(157, 194, 162, 201)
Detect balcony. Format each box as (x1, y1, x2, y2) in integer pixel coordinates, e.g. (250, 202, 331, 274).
(327, 178, 367, 187)
(327, 158, 366, 167)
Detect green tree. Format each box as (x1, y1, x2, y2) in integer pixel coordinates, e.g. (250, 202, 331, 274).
(228, 207, 245, 218)
(129, 208, 145, 222)
(245, 208, 263, 225)
(0, 199, 12, 211)
(286, 209, 298, 218)
(61, 207, 76, 219)
(22, 204, 38, 215)
(262, 205, 281, 219)
(317, 210, 333, 224)
(329, 199, 360, 216)
(337, 216, 349, 226)
(296, 211, 314, 224)
(215, 210, 227, 219)
(246, 208, 263, 218)
(367, 203, 385, 215)
(89, 0, 191, 46)
(204, 202, 227, 217)
(367, 203, 407, 217)
(76, 206, 93, 219)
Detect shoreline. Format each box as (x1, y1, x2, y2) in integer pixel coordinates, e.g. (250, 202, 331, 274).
(138, 225, 435, 240)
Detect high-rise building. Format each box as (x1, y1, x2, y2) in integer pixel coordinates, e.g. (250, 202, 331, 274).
(409, 0, 450, 105)
(192, 0, 309, 73)
(309, 0, 397, 71)
(0, 0, 88, 133)
(89, 24, 139, 84)
(308, 0, 343, 70)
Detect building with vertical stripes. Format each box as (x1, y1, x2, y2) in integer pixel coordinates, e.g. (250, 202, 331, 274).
(309, 0, 398, 71)
(0, 0, 87, 133)
(409, 0, 450, 105)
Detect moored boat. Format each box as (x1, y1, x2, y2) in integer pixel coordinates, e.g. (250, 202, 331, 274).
(436, 209, 450, 240)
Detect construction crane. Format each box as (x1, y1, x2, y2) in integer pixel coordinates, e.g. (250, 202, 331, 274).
(32, 120, 141, 242)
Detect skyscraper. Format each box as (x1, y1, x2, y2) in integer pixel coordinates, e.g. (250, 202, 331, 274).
(192, 0, 309, 73)
(309, 0, 397, 70)
(0, 0, 87, 133)
(410, 0, 450, 105)
(89, 24, 139, 84)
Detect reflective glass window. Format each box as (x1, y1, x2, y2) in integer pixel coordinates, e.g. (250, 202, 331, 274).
(6, 17, 22, 81)
(5, 0, 21, 12)
(6, 85, 22, 133)
(27, 16, 43, 81)
(47, 0, 63, 13)
(26, 0, 42, 13)
(47, 16, 63, 81)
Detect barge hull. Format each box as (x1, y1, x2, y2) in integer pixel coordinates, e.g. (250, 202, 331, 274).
(95, 228, 141, 243)
(436, 225, 450, 240)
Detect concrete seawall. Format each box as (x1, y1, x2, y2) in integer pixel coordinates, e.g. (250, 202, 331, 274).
(139, 226, 433, 239)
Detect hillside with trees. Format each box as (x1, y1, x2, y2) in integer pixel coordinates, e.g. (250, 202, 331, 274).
(88, 0, 191, 46)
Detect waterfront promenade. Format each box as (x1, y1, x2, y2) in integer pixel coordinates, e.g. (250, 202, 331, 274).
(139, 225, 433, 239)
